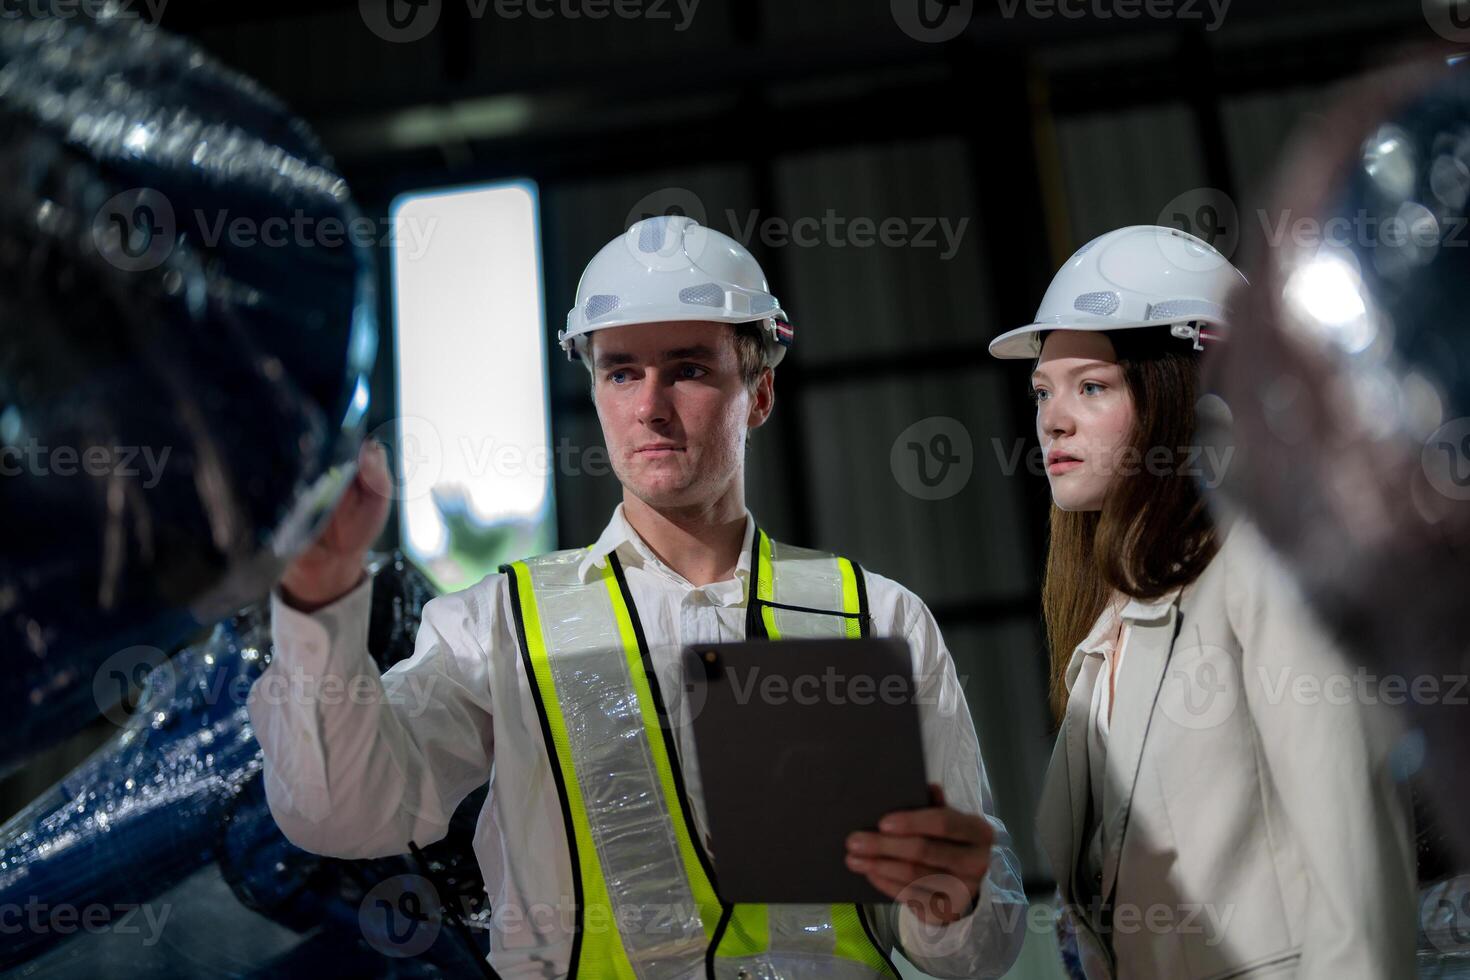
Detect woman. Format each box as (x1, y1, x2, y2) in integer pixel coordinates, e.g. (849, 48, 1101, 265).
(989, 226, 1417, 979)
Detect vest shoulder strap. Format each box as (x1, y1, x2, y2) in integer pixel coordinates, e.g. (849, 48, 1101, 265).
(506, 546, 588, 583)
(750, 529, 870, 640)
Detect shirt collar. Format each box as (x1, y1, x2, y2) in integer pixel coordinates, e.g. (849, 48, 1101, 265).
(576, 502, 757, 587)
(1075, 583, 1186, 659)
(1076, 592, 1128, 658)
(1120, 585, 1184, 624)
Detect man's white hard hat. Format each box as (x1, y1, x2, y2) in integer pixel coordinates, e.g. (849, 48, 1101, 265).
(561, 215, 793, 367)
(988, 224, 1247, 359)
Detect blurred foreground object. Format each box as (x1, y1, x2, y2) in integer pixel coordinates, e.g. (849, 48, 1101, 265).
(1206, 50, 1470, 857)
(0, 6, 377, 774)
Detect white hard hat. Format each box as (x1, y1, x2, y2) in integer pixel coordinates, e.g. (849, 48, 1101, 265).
(560, 215, 793, 367)
(988, 224, 1247, 359)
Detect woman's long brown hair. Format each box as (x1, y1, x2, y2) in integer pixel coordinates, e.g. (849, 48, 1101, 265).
(1041, 329, 1219, 721)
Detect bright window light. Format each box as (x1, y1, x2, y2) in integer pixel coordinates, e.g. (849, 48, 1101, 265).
(390, 180, 555, 592)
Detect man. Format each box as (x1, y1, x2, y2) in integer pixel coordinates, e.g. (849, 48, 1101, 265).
(248, 215, 1027, 978)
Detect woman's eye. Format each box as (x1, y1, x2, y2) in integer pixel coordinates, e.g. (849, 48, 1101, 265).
(1028, 387, 1049, 403)
(1081, 381, 1105, 396)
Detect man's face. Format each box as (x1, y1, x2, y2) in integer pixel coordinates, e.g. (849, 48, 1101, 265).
(590, 320, 772, 510)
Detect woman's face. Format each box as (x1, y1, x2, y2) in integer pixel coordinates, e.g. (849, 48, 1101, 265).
(1031, 331, 1136, 512)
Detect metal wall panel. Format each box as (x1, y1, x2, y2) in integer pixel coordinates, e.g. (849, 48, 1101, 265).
(772, 139, 996, 363)
(800, 367, 1036, 606)
(1222, 83, 1332, 236)
(946, 617, 1055, 879)
(1053, 102, 1211, 248)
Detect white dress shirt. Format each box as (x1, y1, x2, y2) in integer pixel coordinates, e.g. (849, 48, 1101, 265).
(1075, 594, 1133, 905)
(247, 504, 1028, 979)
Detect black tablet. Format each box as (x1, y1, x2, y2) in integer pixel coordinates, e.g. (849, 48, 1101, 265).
(682, 637, 931, 904)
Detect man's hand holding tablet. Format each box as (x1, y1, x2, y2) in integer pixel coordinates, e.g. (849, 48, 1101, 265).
(845, 781, 995, 924)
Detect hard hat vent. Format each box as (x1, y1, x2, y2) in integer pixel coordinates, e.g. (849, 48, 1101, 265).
(638, 216, 677, 253)
(1146, 298, 1222, 321)
(1073, 291, 1121, 316)
(679, 283, 725, 308)
(584, 294, 620, 321)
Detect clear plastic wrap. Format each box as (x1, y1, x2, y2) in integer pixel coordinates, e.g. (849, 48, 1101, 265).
(0, 554, 492, 976)
(0, 5, 376, 774)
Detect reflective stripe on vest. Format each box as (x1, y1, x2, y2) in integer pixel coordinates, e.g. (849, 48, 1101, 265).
(502, 527, 900, 980)
(748, 531, 866, 642)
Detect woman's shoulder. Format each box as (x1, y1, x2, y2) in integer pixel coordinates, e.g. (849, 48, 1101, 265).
(1174, 517, 1252, 615)
(1183, 516, 1312, 635)
(1213, 517, 1293, 589)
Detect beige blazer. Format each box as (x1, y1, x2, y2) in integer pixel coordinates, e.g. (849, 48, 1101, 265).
(1037, 520, 1418, 979)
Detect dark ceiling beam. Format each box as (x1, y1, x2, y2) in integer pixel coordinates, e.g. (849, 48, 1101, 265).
(1046, 20, 1425, 114)
(148, 0, 360, 31)
(323, 15, 1421, 206)
(163, 0, 1420, 122)
(158, 0, 1405, 38)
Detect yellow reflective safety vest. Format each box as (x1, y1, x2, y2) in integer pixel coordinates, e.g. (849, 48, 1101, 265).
(501, 527, 902, 980)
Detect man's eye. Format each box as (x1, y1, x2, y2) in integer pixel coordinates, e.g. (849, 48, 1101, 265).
(608, 370, 628, 384)
(678, 365, 707, 379)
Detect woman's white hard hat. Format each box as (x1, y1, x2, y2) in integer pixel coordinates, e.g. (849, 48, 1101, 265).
(988, 224, 1247, 359)
(561, 215, 793, 367)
